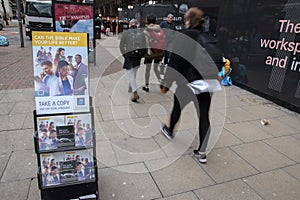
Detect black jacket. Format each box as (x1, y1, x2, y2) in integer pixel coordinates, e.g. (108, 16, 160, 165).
(164, 28, 204, 87)
(119, 27, 142, 70)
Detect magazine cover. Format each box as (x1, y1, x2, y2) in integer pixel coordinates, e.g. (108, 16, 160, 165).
(32, 31, 89, 115)
(37, 115, 65, 151)
(64, 149, 95, 182)
(40, 152, 64, 187)
(56, 125, 75, 148)
(65, 113, 93, 147)
(54, 3, 94, 50)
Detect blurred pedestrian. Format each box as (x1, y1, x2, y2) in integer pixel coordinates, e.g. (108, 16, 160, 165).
(119, 19, 146, 102)
(160, 7, 212, 164)
(112, 20, 117, 36)
(142, 14, 165, 92)
(160, 13, 176, 66)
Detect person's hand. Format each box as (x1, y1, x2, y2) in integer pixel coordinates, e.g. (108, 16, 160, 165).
(217, 75, 223, 81)
(160, 85, 169, 94)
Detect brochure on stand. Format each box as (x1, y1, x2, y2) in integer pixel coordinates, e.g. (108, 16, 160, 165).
(36, 113, 93, 152)
(40, 149, 95, 188)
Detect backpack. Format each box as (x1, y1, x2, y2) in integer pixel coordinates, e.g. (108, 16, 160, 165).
(149, 28, 167, 54)
(127, 29, 146, 58)
(197, 33, 224, 70)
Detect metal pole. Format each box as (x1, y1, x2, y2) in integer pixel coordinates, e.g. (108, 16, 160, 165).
(17, 0, 24, 47)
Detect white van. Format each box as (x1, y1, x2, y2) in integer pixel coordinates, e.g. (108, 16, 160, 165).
(0, 13, 5, 30)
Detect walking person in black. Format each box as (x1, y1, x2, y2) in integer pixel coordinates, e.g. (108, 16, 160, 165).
(160, 13, 176, 66)
(160, 8, 212, 164)
(111, 20, 117, 36)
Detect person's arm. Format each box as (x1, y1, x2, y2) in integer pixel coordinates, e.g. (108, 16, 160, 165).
(119, 31, 127, 55)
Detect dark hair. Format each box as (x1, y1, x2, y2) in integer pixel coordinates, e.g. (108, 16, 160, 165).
(146, 14, 156, 24)
(75, 54, 82, 59)
(41, 60, 53, 67)
(50, 129, 56, 135)
(57, 60, 69, 70)
(41, 128, 48, 133)
(58, 48, 65, 53)
(184, 7, 205, 28)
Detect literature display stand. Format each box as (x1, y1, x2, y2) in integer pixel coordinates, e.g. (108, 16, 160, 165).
(33, 105, 99, 200)
(32, 30, 97, 199)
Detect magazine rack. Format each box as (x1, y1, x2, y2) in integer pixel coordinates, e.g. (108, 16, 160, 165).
(33, 102, 99, 200)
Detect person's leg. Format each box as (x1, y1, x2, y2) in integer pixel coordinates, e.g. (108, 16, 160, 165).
(163, 51, 170, 65)
(127, 67, 140, 102)
(153, 58, 162, 83)
(127, 68, 138, 92)
(143, 58, 152, 91)
(195, 92, 211, 153)
(169, 85, 192, 132)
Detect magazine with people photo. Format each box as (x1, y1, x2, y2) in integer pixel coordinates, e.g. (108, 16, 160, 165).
(37, 116, 65, 151)
(65, 113, 93, 148)
(40, 152, 64, 187)
(64, 149, 95, 182)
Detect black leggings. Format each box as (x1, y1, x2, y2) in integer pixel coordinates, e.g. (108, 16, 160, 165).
(169, 84, 211, 152)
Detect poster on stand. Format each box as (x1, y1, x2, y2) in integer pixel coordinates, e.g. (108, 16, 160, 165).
(53, 3, 94, 52)
(32, 31, 89, 115)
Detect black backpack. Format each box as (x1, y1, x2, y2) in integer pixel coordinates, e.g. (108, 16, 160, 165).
(197, 33, 224, 70)
(127, 29, 147, 58)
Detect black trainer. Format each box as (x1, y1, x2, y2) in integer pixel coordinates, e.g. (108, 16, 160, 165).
(193, 150, 207, 164)
(161, 124, 173, 140)
(142, 86, 149, 92)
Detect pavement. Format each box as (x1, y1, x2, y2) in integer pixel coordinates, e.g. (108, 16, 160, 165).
(0, 21, 300, 200)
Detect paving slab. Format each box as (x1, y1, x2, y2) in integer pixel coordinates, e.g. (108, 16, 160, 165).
(145, 156, 214, 197)
(156, 191, 199, 200)
(10, 101, 35, 115)
(0, 102, 15, 115)
(22, 113, 34, 129)
(292, 133, 300, 140)
(224, 121, 272, 143)
(99, 105, 138, 121)
(225, 95, 252, 108)
(264, 136, 300, 162)
(251, 118, 299, 137)
(111, 136, 166, 165)
(130, 102, 169, 118)
(241, 104, 289, 118)
(0, 152, 11, 179)
(0, 92, 33, 103)
(0, 129, 34, 152)
(122, 116, 162, 138)
(214, 128, 243, 149)
(154, 129, 196, 157)
(0, 113, 27, 131)
(27, 178, 41, 200)
(244, 169, 300, 200)
(0, 179, 31, 200)
(97, 120, 129, 140)
(194, 179, 263, 200)
(222, 107, 259, 123)
(283, 164, 300, 181)
(1, 149, 37, 182)
(275, 115, 300, 131)
(231, 141, 295, 172)
(99, 163, 161, 200)
(96, 140, 118, 168)
(200, 148, 257, 183)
